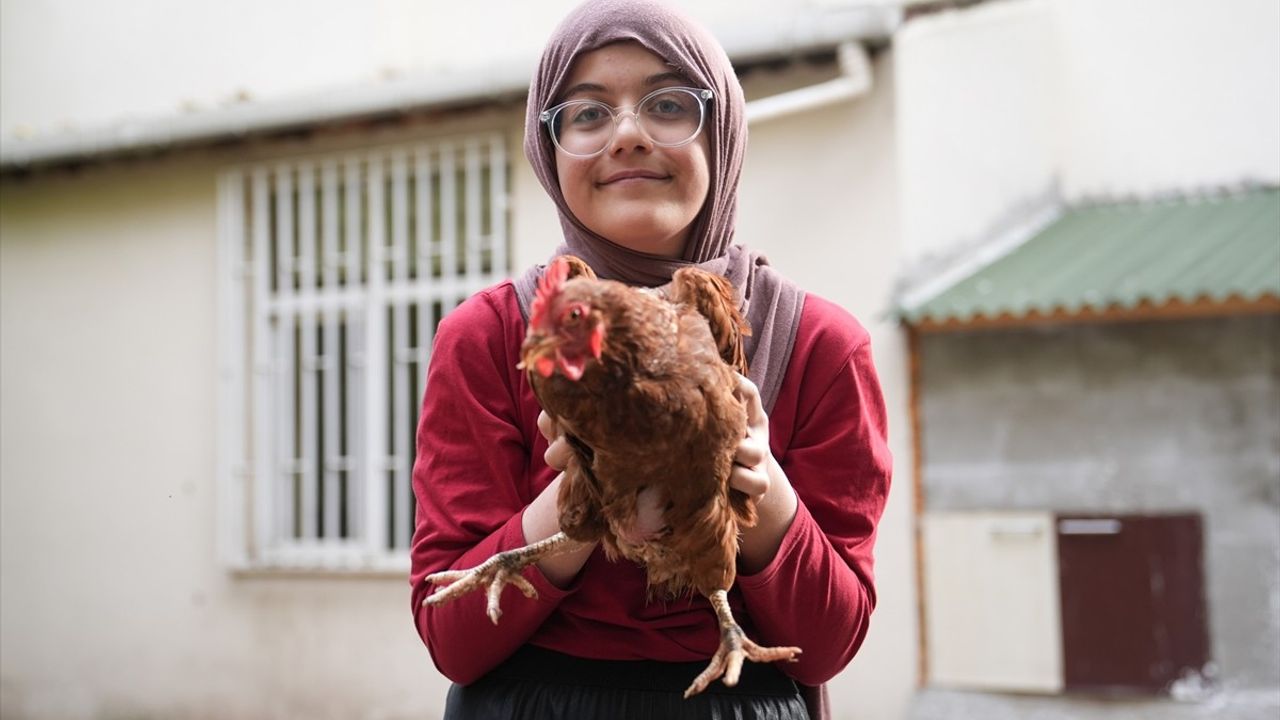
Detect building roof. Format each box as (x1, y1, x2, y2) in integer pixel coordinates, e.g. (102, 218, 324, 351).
(898, 187, 1280, 330)
(0, 4, 900, 171)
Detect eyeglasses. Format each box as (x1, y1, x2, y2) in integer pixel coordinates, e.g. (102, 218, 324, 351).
(540, 87, 714, 158)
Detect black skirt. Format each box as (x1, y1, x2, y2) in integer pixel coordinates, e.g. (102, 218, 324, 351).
(444, 645, 810, 720)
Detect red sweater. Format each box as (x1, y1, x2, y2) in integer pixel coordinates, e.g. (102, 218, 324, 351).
(410, 281, 891, 687)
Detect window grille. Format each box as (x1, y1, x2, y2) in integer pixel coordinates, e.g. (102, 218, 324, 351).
(216, 136, 510, 571)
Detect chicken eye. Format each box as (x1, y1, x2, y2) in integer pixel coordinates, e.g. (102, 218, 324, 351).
(560, 303, 590, 326)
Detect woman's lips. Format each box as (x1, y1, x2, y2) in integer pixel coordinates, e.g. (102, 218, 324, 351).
(599, 169, 669, 186)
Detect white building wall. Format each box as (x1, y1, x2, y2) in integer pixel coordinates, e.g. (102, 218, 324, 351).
(895, 0, 1061, 267)
(894, 0, 1280, 267)
(1054, 0, 1280, 197)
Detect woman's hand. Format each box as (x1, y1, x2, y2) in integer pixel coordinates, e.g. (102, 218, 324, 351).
(538, 410, 572, 471)
(732, 374, 799, 573)
(731, 374, 773, 500)
(617, 485, 669, 544)
(522, 411, 597, 587)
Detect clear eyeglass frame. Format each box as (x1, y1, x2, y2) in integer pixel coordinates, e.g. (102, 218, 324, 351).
(540, 87, 715, 158)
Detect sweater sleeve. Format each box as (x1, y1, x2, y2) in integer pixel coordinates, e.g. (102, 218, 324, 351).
(409, 285, 576, 685)
(735, 299, 892, 686)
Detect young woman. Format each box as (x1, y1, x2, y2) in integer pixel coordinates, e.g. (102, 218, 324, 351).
(410, 1, 891, 717)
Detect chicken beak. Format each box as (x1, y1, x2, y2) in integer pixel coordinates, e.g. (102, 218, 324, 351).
(519, 336, 559, 377)
(520, 335, 589, 381)
(557, 352, 586, 381)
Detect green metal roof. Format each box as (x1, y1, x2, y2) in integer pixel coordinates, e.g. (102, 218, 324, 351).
(899, 188, 1280, 326)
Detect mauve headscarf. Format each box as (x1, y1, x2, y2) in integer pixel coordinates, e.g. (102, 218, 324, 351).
(514, 0, 804, 412)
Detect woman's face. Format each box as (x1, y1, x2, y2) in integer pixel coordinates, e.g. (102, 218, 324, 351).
(553, 42, 712, 259)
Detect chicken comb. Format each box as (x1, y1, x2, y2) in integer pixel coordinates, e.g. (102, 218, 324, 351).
(529, 257, 570, 329)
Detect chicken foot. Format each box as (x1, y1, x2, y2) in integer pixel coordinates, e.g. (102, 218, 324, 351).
(683, 589, 803, 698)
(423, 531, 580, 624)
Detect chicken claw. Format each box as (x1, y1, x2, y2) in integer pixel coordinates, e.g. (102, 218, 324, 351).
(683, 589, 802, 698)
(423, 531, 577, 624)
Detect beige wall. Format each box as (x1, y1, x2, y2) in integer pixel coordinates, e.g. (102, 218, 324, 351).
(738, 52, 917, 720)
(0, 159, 447, 719)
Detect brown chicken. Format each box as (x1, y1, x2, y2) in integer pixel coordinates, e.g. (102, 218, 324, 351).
(423, 255, 801, 697)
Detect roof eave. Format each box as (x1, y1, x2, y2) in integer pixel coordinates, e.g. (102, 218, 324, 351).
(0, 5, 901, 171)
(0, 65, 533, 171)
(903, 292, 1280, 333)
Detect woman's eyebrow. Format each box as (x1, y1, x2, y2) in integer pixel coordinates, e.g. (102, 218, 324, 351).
(647, 71, 688, 86)
(561, 82, 607, 99)
(560, 71, 689, 101)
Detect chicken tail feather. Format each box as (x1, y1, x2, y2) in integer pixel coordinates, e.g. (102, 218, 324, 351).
(668, 268, 751, 375)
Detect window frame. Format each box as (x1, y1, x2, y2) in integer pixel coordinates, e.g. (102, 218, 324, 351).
(215, 135, 511, 572)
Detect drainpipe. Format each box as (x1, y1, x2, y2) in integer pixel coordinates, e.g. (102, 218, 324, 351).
(744, 41, 873, 124)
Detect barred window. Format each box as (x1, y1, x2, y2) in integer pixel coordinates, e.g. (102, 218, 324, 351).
(216, 136, 510, 571)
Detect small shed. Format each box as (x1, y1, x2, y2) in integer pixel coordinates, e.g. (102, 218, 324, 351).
(899, 187, 1280, 719)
